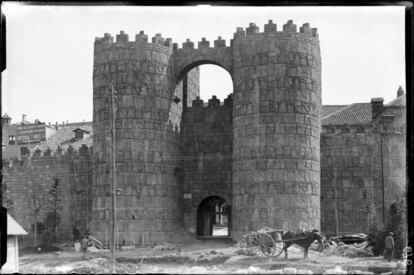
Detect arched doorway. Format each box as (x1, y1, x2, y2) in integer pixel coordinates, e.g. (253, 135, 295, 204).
(197, 196, 231, 237)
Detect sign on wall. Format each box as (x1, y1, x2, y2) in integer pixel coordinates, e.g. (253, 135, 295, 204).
(16, 123, 46, 144)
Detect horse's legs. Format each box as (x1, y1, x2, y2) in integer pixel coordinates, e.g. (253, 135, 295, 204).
(284, 244, 291, 259)
(304, 247, 309, 260)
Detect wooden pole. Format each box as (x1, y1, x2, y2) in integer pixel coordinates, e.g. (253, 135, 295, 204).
(111, 82, 117, 273)
(333, 166, 339, 236)
(380, 136, 385, 224)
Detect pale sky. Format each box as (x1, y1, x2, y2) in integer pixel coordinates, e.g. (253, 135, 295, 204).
(1, 4, 406, 124)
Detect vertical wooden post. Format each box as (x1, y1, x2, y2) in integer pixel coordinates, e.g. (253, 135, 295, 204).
(333, 166, 339, 236)
(110, 82, 117, 273)
(380, 136, 385, 224)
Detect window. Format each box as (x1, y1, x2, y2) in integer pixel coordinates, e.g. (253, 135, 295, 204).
(8, 135, 16, 145)
(20, 147, 29, 156)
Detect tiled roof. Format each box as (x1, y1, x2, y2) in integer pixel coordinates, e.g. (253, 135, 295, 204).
(322, 103, 372, 126)
(34, 122, 93, 152)
(386, 95, 406, 107)
(322, 105, 348, 118)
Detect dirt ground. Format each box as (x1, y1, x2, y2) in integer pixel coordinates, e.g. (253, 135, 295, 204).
(17, 240, 408, 274)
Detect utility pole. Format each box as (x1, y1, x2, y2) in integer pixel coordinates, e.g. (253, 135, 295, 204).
(333, 166, 339, 236)
(380, 135, 385, 225)
(110, 82, 117, 273)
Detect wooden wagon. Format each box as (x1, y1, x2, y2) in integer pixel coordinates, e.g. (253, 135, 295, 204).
(238, 227, 285, 257)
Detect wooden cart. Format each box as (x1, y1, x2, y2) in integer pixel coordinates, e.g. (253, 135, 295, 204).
(238, 228, 285, 257)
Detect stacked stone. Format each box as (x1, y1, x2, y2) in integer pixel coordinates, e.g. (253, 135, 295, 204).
(173, 37, 233, 81)
(321, 132, 379, 234)
(70, 145, 93, 232)
(181, 94, 233, 233)
(321, 103, 406, 234)
(93, 31, 183, 244)
(1, 145, 93, 241)
(231, 20, 322, 238)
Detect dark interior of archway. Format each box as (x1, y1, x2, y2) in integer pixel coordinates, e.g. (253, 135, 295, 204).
(197, 196, 230, 237)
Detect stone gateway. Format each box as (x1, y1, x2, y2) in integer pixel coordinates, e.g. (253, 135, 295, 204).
(2, 20, 405, 246)
(92, 20, 321, 243)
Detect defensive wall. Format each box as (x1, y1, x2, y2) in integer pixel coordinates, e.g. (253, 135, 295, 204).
(3, 19, 406, 245)
(93, 19, 322, 243)
(2, 145, 93, 242)
(320, 106, 406, 234)
(181, 95, 233, 235)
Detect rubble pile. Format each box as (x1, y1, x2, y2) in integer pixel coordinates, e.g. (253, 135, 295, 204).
(152, 242, 177, 251)
(190, 249, 227, 263)
(235, 248, 257, 256)
(321, 241, 373, 257)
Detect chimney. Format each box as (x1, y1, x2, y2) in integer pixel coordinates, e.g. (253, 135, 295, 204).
(397, 86, 404, 97)
(2, 113, 11, 125)
(371, 98, 384, 118)
(22, 114, 27, 123)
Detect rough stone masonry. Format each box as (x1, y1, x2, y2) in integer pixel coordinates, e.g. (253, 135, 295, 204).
(92, 20, 321, 243)
(3, 20, 405, 245)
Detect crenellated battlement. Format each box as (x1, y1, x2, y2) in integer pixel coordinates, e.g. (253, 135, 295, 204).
(94, 30, 174, 49)
(2, 145, 93, 171)
(229, 20, 318, 45)
(188, 94, 233, 109)
(25, 144, 93, 160)
(94, 20, 318, 53)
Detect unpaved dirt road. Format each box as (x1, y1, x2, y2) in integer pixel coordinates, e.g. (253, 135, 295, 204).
(18, 240, 406, 274)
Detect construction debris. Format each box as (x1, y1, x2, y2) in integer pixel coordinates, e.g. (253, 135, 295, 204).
(235, 248, 257, 256)
(331, 233, 368, 244)
(152, 242, 177, 251)
(322, 241, 373, 257)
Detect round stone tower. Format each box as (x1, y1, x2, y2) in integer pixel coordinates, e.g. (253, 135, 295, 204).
(231, 20, 322, 238)
(92, 31, 183, 244)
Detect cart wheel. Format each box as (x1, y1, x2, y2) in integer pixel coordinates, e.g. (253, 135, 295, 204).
(250, 233, 276, 257)
(273, 240, 284, 257)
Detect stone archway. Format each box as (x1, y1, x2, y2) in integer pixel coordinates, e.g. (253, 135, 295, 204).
(173, 39, 234, 82)
(197, 196, 231, 237)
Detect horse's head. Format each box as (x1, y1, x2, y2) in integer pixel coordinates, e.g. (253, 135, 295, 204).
(311, 229, 325, 252)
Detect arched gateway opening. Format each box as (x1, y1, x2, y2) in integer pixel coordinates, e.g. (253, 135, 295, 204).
(197, 196, 231, 237)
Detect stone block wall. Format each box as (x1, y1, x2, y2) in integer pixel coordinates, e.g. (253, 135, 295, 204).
(69, 146, 93, 232)
(321, 128, 380, 234)
(182, 67, 200, 108)
(321, 115, 406, 234)
(2, 146, 93, 242)
(93, 32, 185, 244)
(93, 21, 323, 243)
(231, 21, 322, 238)
(181, 94, 233, 234)
(372, 106, 406, 223)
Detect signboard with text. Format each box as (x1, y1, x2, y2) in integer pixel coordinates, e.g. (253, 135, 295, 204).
(16, 123, 46, 144)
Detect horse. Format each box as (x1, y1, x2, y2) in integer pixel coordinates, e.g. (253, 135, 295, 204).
(281, 229, 324, 260)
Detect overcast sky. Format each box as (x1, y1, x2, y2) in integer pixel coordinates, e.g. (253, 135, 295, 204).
(1, 4, 406, 124)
